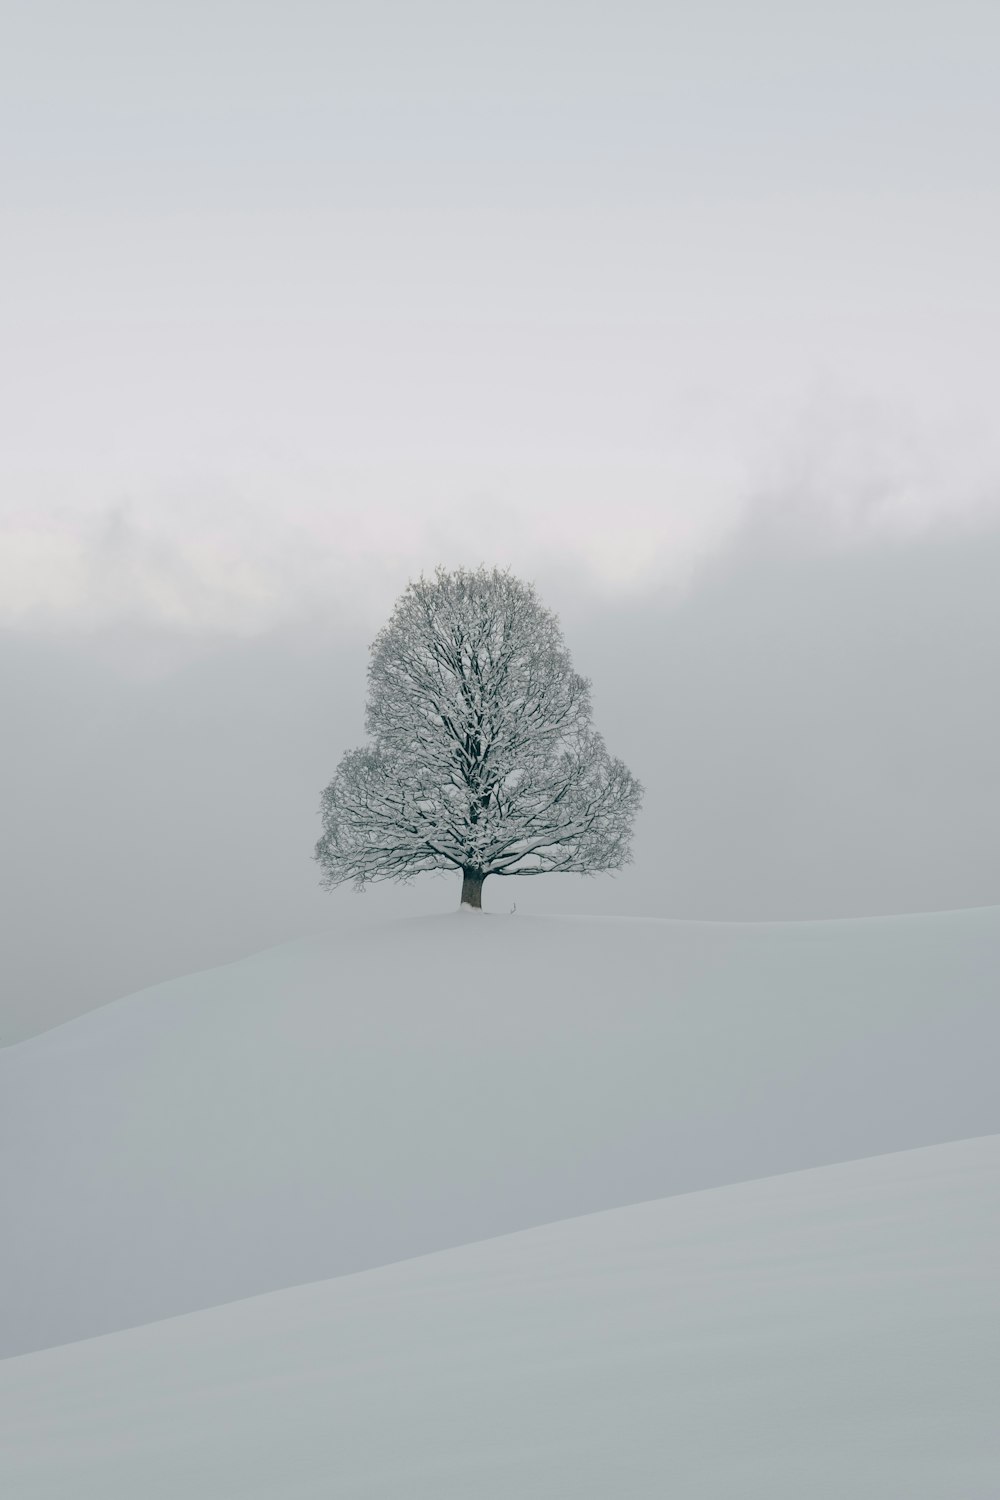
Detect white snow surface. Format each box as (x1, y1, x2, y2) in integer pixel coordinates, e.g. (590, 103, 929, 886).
(2, 1134, 998, 1498)
(2, 907, 999, 1359)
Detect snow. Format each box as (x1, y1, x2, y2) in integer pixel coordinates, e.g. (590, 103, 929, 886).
(2, 1134, 997, 1498)
(2, 906, 998, 1358)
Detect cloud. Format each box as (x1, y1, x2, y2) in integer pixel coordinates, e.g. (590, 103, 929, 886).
(741, 388, 1000, 553)
(4, 387, 999, 638)
(3, 514, 998, 1040)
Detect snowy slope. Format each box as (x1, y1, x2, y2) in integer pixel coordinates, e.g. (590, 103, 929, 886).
(2, 907, 999, 1357)
(2, 1135, 997, 1499)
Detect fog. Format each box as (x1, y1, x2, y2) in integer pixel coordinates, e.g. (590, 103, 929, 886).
(3, 0, 999, 1038)
(3, 517, 998, 1042)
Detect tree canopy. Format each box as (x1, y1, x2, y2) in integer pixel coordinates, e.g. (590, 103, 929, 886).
(315, 566, 642, 908)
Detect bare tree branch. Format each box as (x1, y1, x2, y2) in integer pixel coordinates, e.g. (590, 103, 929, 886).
(315, 567, 643, 907)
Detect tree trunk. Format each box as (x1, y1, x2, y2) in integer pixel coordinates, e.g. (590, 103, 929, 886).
(460, 868, 486, 910)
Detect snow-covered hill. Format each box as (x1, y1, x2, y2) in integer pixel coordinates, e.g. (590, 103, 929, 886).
(2, 1134, 997, 1499)
(2, 907, 999, 1358)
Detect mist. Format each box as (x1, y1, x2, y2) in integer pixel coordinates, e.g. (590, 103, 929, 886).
(3, 518, 998, 1042)
(3, 0, 999, 1041)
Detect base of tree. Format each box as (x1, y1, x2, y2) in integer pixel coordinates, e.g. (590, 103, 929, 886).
(460, 869, 485, 909)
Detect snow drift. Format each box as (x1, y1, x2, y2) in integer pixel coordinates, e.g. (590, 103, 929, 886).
(2, 1135, 997, 1499)
(2, 906, 999, 1357)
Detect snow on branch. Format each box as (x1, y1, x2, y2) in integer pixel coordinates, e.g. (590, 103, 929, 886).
(315, 566, 643, 906)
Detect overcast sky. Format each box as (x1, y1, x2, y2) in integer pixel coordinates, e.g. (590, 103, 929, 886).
(2, 1, 998, 1038)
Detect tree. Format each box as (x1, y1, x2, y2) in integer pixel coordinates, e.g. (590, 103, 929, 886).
(315, 566, 643, 909)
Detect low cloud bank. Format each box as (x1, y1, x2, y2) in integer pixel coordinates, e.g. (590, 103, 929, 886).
(2, 520, 998, 1038)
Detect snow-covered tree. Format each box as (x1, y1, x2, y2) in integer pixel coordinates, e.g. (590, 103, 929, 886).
(315, 566, 643, 909)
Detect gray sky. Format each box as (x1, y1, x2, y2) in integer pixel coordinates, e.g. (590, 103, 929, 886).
(2, 0, 999, 1037)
